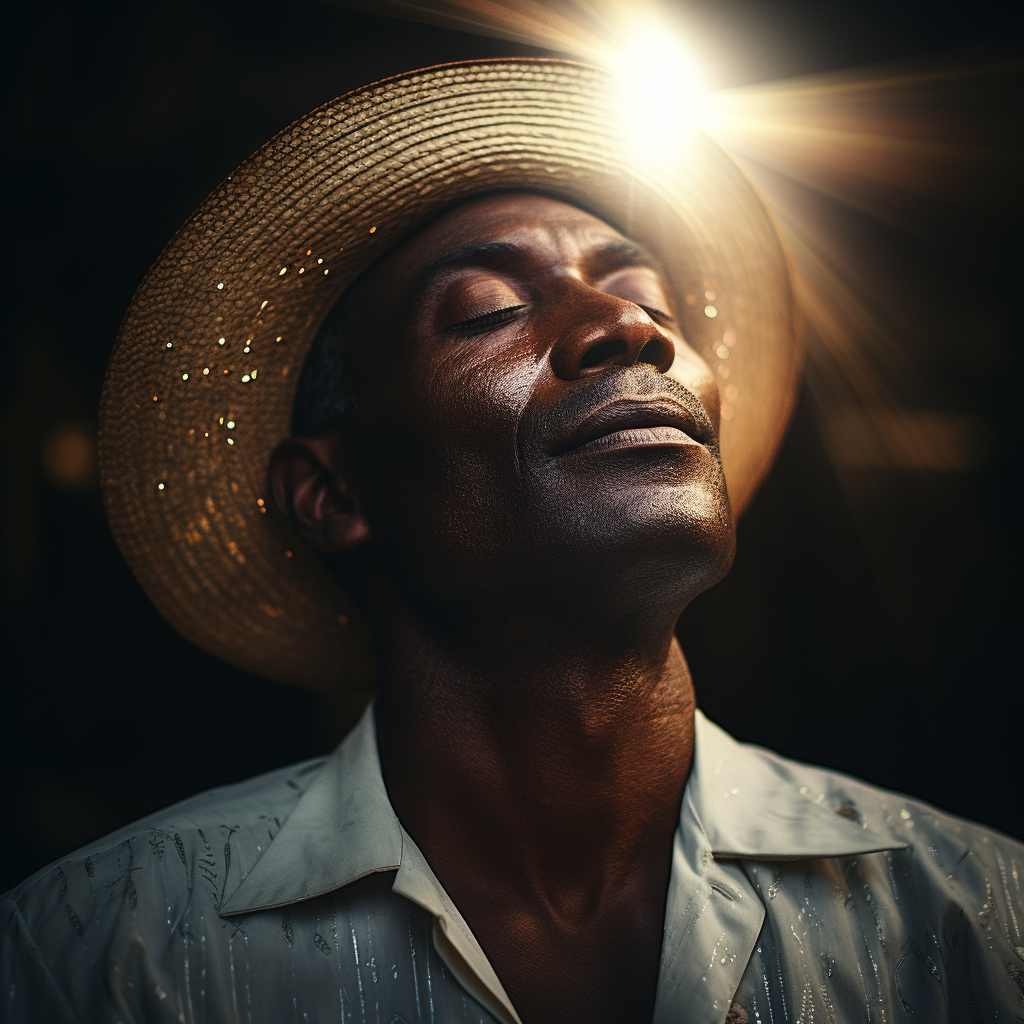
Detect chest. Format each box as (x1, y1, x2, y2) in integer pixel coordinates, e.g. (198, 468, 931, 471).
(469, 908, 665, 1024)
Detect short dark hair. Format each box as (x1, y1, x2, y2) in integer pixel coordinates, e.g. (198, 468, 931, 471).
(291, 277, 367, 437)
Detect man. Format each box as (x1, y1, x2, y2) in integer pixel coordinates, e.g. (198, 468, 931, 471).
(3, 59, 1022, 1024)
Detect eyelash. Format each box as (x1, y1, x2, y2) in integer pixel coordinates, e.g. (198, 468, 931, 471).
(638, 304, 675, 324)
(445, 305, 526, 335)
(444, 302, 675, 336)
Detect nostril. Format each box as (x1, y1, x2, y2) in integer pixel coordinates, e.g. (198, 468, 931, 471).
(637, 339, 663, 366)
(579, 338, 629, 369)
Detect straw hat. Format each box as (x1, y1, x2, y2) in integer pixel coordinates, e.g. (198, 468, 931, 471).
(98, 58, 800, 695)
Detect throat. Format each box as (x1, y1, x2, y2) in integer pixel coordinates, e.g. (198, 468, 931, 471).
(374, 628, 695, 908)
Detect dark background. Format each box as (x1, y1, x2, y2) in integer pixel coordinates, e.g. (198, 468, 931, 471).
(2, 0, 1021, 892)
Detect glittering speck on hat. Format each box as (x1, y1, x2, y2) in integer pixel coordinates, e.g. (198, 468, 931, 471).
(152, 395, 159, 402)
(317, 258, 323, 265)
(324, 269, 329, 275)
(217, 282, 224, 290)
(705, 304, 718, 318)
(369, 226, 377, 234)
(242, 375, 250, 383)
(275, 336, 282, 343)
(203, 367, 210, 375)
(227, 438, 235, 445)
(279, 267, 287, 276)
(157, 483, 165, 491)
(259, 300, 268, 311)
(166, 342, 172, 349)
(218, 337, 225, 346)
(284, 550, 293, 558)
(227, 421, 235, 429)
(298, 267, 305, 275)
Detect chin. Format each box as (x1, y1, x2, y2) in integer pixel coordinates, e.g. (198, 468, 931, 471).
(637, 480, 736, 598)
(527, 464, 736, 613)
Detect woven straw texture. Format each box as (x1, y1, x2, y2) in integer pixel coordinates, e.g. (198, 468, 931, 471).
(99, 59, 799, 692)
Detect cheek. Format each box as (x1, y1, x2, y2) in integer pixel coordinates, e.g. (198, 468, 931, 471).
(365, 343, 538, 494)
(360, 351, 544, 568)
(670, 343, 721, 430)
(425, 348, 537, 472)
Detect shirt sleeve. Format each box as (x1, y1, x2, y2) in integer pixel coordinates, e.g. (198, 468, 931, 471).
(1, 898, 80, 1024)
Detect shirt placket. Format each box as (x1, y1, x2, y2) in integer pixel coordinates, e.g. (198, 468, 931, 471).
(653, 795, 766, 1024)
(392, 830, 524, 1024)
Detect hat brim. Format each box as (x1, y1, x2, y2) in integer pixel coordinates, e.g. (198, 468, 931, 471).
(99, 58, 800, 693)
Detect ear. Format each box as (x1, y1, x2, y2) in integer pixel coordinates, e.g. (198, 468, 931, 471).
(267, 433, 371, 552)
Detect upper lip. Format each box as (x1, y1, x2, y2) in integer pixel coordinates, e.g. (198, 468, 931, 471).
(552, 398, 711, 455)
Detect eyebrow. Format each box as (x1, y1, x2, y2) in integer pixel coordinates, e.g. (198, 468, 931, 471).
(408, 241, 526, 305)
(592, 238, 663, 273)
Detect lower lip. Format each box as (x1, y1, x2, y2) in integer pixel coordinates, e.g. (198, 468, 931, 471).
(572, 425, 699, 454)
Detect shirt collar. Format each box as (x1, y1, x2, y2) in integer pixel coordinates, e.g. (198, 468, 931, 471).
(221, 705, 903, 917)
(220, 702, 402, 916)
(688, 711, 905, 860)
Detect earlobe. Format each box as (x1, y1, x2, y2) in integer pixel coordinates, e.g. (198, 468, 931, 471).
(267, 435, 372, 552)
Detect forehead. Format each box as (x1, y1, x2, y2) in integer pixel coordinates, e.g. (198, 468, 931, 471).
(416, 192, 626, 251)
(370, 192, 636, 296)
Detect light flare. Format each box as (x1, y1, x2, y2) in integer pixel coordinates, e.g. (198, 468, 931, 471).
(610, 23, 707, 163)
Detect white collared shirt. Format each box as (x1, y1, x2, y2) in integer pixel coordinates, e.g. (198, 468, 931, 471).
(3, 706, 1023, 1023)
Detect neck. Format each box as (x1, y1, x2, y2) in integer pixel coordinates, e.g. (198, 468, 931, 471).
(372, 590, 695, 916)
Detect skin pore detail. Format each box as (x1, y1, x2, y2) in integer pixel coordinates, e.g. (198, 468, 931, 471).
(269, 193, 736, 1024)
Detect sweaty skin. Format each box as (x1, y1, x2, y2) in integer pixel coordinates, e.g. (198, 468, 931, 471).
(270, 193, 736, 1024)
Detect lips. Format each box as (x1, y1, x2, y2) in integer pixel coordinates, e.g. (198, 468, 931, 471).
(553, 398, 711, 456)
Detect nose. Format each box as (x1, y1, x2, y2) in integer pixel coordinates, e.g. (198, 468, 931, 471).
(548, 290, 675, 381)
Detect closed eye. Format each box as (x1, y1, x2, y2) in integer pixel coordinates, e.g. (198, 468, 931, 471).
(443, 304, 527, 335)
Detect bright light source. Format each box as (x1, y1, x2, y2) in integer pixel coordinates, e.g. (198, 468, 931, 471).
(612, 22, 707, 164)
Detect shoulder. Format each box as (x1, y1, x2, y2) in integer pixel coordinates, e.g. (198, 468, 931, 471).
(697, 710, 1023, 867)
(6, 754, 326, 907)
(750, 735, 1023, 864)
(725, 737, 1024, 1019)
(2, 755, 326, 1022)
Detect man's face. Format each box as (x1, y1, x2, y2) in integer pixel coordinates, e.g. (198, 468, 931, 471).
(340, 193, 735, 616)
